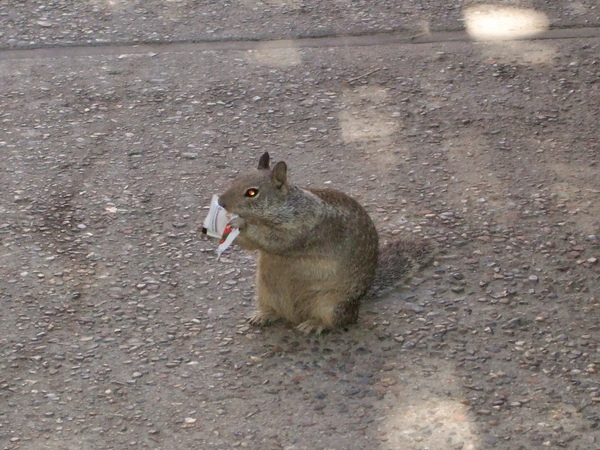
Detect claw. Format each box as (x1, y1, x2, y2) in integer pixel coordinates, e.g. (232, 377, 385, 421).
(296, 320, 327, 335)
(247, 311, 274, 327)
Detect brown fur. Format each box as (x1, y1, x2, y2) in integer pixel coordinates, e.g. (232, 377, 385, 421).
(218, 153, 427, 334)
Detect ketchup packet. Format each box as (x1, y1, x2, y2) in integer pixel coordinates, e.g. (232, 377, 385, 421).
(201, 194, 240, 259)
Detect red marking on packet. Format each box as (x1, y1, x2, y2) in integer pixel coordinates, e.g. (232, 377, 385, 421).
(217, 221, 240, 260)
(220, 223, 234, 244)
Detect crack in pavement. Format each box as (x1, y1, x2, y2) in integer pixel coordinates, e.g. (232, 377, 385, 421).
(1, 26, 599, 61)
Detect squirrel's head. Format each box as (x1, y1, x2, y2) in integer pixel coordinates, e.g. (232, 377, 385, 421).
(218, 152, 290, 222)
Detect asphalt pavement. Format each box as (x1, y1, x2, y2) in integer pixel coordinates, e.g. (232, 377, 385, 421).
(1, 2, 599, 449)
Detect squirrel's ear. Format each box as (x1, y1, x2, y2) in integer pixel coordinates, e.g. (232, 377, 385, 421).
(271, 161, 287, 188)
(257, 152, 270, 170)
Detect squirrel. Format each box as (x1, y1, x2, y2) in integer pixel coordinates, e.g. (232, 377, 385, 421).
(217, 152, 430, 334)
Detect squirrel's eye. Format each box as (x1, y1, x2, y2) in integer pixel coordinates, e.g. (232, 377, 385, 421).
(245, 188, 258, 198)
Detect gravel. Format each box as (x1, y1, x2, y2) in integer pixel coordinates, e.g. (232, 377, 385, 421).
(0, 1, 599, 49)
(0, 4, 599, 449)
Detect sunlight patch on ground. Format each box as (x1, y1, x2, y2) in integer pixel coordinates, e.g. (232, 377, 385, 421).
(338, 111, 396, 142)
(464, 5, 549, 41)
(378, 363, 479, 449)
(339, 86, 397, 143)
(249, 41, 302, 67)
(382, 399, 478, 449)
(99, 0, 126, 11)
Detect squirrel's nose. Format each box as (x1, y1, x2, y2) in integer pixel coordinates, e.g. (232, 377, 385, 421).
(217, 197, 226, 209)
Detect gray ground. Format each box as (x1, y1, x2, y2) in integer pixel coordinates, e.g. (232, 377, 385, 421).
(1, 1, 599, 449)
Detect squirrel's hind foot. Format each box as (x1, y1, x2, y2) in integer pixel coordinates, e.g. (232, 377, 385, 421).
(296, 320, 329, 335)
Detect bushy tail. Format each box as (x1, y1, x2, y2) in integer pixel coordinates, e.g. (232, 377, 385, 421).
(369, 238, 433, 297)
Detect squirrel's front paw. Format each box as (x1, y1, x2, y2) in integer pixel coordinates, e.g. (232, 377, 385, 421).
(229, 217, 247, 231)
